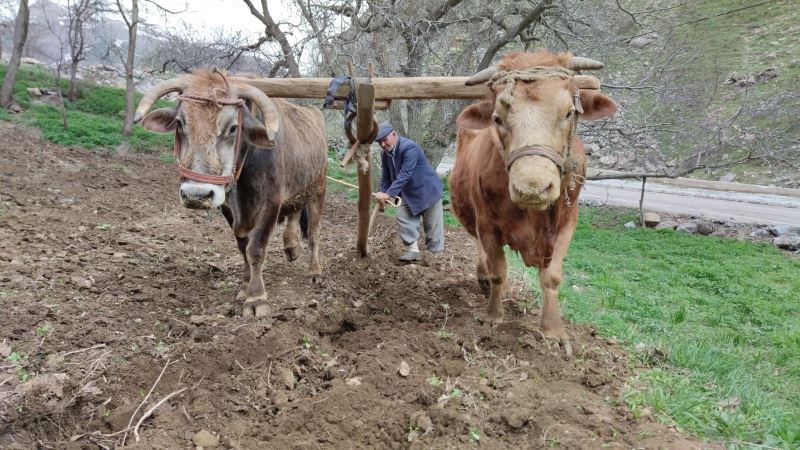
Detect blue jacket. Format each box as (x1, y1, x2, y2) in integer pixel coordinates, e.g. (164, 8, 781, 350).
(380, 136, 443, 216)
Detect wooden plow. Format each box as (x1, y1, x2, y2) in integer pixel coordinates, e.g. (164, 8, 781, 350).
(231, 67, 602, 257)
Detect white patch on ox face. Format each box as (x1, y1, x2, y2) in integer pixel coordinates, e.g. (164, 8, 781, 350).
(179, 181, 226, 209)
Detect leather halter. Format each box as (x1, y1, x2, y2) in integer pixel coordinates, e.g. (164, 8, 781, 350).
(173, 95, 247, 186)
(498, 89, 581, 175)
(505, 145, 564, 173)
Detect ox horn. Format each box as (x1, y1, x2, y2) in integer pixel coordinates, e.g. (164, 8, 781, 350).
(568, 56, 604, 71)
(464, 66, 497, 86)
(133, 78, 187, 123)
(239, 84, 280, 143)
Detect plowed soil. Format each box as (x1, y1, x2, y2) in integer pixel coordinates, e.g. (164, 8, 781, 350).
(0, 122, 717, 449)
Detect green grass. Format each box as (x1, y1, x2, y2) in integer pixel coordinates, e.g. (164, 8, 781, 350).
(0, 63, 173, 153)
(510, 207, 800, 447)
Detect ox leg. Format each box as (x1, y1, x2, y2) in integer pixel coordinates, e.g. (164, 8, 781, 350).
(478, 229, 506, 325)
(305, 196, 323, 284)
(242, 206, 280, 318)
(221, 205, 251, 303)
(235, 236, 250, 302)
(283, 211, 302, 262)
(537, 225, 576, 357)
(474, 237, 490, 298)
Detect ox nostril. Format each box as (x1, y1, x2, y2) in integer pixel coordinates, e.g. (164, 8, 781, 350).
(542, 182, 554, 195)
(202, 191, 214, 200)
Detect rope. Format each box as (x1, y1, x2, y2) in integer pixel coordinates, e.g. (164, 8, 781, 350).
(326, 175, 359, 189)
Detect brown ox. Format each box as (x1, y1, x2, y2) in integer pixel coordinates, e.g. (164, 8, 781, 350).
(134, 70, 327, 318)
(449, 51, 617, 354)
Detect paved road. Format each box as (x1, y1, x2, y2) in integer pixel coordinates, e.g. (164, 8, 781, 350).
(437, 158, 799, 225)
(582, 180, 800, 225)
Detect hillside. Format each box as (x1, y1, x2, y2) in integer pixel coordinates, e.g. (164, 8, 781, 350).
(586, 0, 799, 187)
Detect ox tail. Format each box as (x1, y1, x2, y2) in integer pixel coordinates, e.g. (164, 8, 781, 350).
(300, 207, 309, 240)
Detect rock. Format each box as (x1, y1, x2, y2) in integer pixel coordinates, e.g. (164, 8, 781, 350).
(624, 221, 636, 230)
(774, 235, 800, 251)
(750, 228, 772, 238)
(676, 222, 698, 234)
(192, 429, 219, 448)
(599, 155, 617, 166)
(0, 342, 10, 358)
(345, 377, 362, 386)
(643, 212, 661, 227)
(116, 142, 131, 156)
(585, 143, 600, 154)
(26, 87, 42, 97)
(105, 404, 137, 432)
(398, 361, 410, 377)
(410, 411, 433, 433)
(655, 220, 678, 230)
(718, 172, 737, 182)
(21, 57, 45, 65)
(697, 222, 715, 236)
(502, 408, 533, 429)
(768, 224, 800, 237)
(756, 68, 778, 82)
(630, 33, 658, 49)
(279, 368, 295, 390)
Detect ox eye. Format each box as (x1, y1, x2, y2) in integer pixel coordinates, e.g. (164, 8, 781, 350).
(565, 110, 574, 120)
(492, 114, 503, 126)
(227, 124, 238, 136)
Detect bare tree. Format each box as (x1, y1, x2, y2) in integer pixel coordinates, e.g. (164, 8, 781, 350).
(1, 0, 29, 108)
(67, 0, 103, 100)
(114, 0, 138, 135)
(242, 0, 301, 77)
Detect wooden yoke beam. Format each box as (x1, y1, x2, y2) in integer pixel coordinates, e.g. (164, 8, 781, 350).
(355, 81, 376, 257)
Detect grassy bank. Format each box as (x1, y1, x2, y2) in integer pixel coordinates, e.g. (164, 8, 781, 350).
(0, 63, 171, 152)
(510, 207, 799, 448)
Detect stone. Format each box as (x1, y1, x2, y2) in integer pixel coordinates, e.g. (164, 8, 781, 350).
(279, 368, 295, 390)
(718, 172, 737, 183)
(398, 361, 410, 377)
(655, 221, 678, 230)
(192, 429, 219, 448)
(624, 221, 636, 230)
(630, 33, 658, 49)
(585, 143, 600, 154)
(26, 87, 42, 97)
(643, 212, 661, 227)
(503, 408, 534, 429)
(676, 222, 698, 234)
(750, 228, 772, 238)
(774, 235, 800, 251)
(697, 222, 715, 236)
(768, 224, 800, 237)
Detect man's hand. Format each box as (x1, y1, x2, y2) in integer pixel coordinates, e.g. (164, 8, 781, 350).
(372, 192, 390, 203)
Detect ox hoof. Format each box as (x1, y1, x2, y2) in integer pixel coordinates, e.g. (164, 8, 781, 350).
(477, 312, 504, 327)
(309, 273, 322, 284)
(478, 278, 490, 298)
(284, 246, 300, 262)
(236, 289, 246, 302)
(538, 328, 573, 358)
(242, 297, 271, 318)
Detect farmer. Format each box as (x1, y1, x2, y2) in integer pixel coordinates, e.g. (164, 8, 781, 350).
(372, 122, 445, 262)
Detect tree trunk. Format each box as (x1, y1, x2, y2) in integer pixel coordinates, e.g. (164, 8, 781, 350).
(68, 60, 80, 101)
(1, 0, 30, 108)
(121, 0, 138, 136)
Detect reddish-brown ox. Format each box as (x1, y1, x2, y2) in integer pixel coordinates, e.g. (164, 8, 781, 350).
(134, 70, 327, 318)
(450, 50, 617, 354)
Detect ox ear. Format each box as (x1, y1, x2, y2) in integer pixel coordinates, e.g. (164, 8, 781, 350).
(578, 90, 617, 121)
(140, 107, 179, 133)
(243, 111, 276, 149)
(457, 101, 494, 130)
